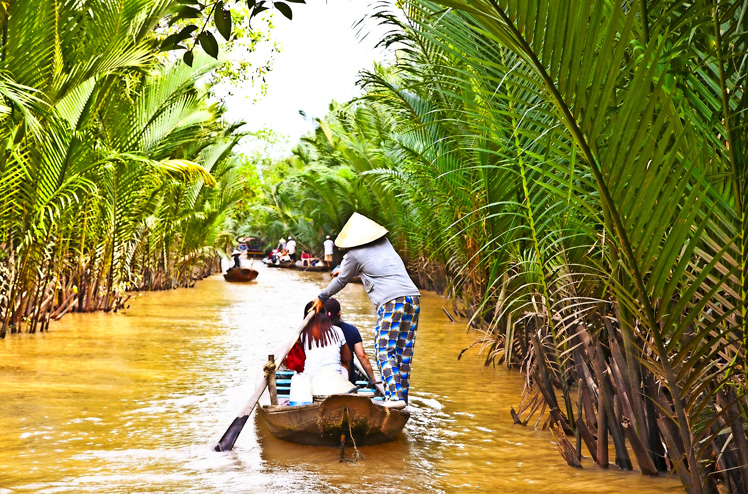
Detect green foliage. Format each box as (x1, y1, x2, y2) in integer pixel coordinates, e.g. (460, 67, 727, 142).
(0, 0, 257, 336)
(245, 1, 747, 490)
(165, 0, 306, 63)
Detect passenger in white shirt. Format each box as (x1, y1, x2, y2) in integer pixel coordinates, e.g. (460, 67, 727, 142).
(300, 301, 351, 380)
(323, 235, 334, 268)
(286, 236, 297, 262)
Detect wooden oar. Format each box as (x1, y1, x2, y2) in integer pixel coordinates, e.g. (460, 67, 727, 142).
(214, 310, 315, 452)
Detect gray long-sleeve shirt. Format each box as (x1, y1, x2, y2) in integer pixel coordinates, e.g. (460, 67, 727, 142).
(318, 238, 420, 311)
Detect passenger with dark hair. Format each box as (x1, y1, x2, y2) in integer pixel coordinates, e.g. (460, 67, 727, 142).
(300, 301, 352, 380)
(324, 297, 377, 385)
(230, 249, 241, 270)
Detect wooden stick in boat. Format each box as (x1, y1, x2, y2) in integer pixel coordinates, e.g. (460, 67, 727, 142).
(214, 311, 314, 452)
(267, 354, 278, 405)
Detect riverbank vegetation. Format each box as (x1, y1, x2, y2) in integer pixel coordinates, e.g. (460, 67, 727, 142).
(246, 1, 747, 492)
(2, 0, 745, 491)
(0, 1, 262, 336)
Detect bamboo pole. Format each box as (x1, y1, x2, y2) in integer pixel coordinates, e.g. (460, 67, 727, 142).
(597, 390, 609, 468)
(718, 389, 748, 491)
(550, 423, 582, 468)
(643, 374, 667, 472)
(575, 380, 598, 461)
(267, 354, 278, 406)
(592, 340, 632, 470)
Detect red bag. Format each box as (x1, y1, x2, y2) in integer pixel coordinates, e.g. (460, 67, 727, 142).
(284, 340, 306, 372)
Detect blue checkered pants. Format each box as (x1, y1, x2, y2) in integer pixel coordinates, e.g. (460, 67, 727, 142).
(374, 295, 420, 403)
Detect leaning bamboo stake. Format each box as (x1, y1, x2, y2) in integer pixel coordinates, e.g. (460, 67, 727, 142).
(532, 369, 574, 435)
(592, 340, 632, 470)
(597, 391, 609, 468)
(52, 294, 78, 320)
(605, 358, 657, 475)
(530, 334, 562, 411)
(643, 374, 667, 472)
(607, 311, 651, 467)
(717, 389, 748, 490)
(524, 392, 545, 425)
(575, 379, 598, 461)
(575, 384, 583, 462)
(621, 417, 658, 476)
(574, 352, 599, 429)
(710, 420, 741, 493)
(510, 407, 523, 425)
(657, 416, 694, 493)
(550, 423, 582, 468)
(580, 385, 597, 434)
(607, 327, 653, 467)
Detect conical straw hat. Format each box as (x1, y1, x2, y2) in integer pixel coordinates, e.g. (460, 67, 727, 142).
(334, 213, 388, 249)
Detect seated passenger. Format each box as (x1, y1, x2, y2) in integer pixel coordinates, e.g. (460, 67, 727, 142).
(300, 250, 311, 266)
(300, 301, 354, 395)
(324, 297, 378, 385)
(230, 249, 241, 270)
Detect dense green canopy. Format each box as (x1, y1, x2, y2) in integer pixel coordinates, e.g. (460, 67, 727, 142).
(0, 1, 745, 491)
(246, 2, 747, 492)
(0, 0, 252, 336)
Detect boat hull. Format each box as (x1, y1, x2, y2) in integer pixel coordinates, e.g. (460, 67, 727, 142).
(222, 268, 258, 282)
(264, 262, 328, 272)
(258, 394, 409, 446)
(292, 264, 329, 272)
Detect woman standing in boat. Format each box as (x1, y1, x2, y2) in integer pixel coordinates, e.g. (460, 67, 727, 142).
(311, 213, 420, 409)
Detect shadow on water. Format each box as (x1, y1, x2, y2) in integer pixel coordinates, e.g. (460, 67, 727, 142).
(0, 266, 679, 493)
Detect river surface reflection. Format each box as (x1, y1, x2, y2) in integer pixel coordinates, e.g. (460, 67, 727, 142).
(0, 265, 678, 493)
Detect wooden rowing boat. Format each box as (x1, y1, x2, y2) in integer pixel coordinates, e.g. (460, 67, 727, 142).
(257, 369, 410, 446)
(262, 258, 293, 268)
(264, 261, 329, 272)
(292, 263, 329, 272)
(222, 268, 258, 282)
(258, 394, 409, 446)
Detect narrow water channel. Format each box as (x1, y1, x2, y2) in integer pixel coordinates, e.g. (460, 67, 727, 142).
(1, 265, 678, 493)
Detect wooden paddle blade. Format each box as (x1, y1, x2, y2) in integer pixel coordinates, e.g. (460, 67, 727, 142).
(213, 311, 314, 453)
(214, 415, 249, 452)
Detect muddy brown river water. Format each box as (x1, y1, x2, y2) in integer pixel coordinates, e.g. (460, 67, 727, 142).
(0, 264, 679, 493)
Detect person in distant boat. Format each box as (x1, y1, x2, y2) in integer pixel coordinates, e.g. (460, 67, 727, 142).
(323, 234, 334, 268)
(230, 249, 241, 270)
(310, 213, 420, 409)
(300, 301, 353, 395)
(286, 236, 297, 262)
(277, 237, 286, 252)
(324, 297, 377, 385)
(300, 250, 311, 267)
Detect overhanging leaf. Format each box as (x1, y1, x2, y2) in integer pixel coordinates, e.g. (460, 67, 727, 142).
(214, 2, 232, 41)
(199, 31, 219, 59)
(275, 1, 292, 20)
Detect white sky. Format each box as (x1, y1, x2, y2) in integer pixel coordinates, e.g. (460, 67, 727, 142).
(221, 1, 392, 158)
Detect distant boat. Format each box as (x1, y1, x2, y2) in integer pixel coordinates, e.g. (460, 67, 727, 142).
(223, 268, 258, 282)
(291, 263, 329, 272)
(263, 258, 329, 272)
(263, 260, 292, 268)
(241, 237, 266, 258)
